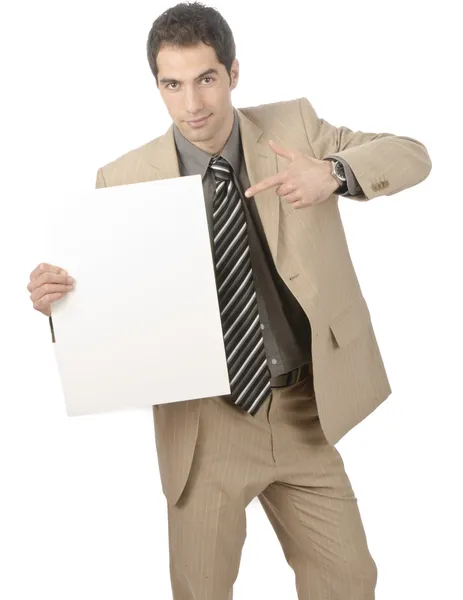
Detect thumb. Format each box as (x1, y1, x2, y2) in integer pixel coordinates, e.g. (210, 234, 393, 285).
(268, 139, 296, 161)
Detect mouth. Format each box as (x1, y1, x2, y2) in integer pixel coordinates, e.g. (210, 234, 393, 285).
(186, 114, 211, 127)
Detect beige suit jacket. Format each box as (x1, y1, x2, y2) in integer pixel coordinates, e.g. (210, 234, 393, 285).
(94, 97, 432, 504)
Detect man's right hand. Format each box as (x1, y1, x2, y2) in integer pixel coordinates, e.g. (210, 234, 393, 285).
(27, 263, 75, 317)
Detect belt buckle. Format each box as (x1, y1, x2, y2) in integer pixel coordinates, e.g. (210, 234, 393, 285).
(288, 366, 300, 386)
(272, 364, 308, 388)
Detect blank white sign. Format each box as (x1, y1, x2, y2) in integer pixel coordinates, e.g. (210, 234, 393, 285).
(46, 175, 230, 416)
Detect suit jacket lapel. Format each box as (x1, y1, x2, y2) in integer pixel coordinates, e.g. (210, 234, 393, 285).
(145, 111, 281, 263)
(236, 109, 280, 263)
(145, 124, 180, 180)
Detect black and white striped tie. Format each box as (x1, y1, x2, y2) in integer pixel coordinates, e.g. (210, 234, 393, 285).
(210, 155, 272, 416)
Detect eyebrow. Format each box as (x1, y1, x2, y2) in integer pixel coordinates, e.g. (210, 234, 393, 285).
(159, 68, 219, 85)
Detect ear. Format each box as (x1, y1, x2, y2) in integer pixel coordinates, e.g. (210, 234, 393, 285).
(230, 58, 239, 90)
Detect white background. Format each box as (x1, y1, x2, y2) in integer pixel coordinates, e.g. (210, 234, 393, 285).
(1, 1, 462, 598)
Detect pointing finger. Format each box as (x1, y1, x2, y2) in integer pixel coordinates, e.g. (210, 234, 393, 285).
(245, 173, 285, 198)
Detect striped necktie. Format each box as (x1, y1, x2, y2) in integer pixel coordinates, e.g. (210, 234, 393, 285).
(210, 155, 272, 415)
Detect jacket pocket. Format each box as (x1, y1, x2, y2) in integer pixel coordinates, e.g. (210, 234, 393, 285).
(329, 297, 371, 348)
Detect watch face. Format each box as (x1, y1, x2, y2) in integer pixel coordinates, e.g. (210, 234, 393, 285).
(335, 161, 347, 181)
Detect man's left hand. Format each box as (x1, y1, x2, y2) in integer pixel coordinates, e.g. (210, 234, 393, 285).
(244, 140, 339, 209)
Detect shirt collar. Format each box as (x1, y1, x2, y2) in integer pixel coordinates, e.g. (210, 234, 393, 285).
(173, 108, 241, 178)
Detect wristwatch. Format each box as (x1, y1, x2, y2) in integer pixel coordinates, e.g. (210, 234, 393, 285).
(326, 158, 348, 195)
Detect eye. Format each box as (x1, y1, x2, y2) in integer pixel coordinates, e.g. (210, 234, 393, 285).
(166, 82, 178, 90)
(202, 77, 213, 84)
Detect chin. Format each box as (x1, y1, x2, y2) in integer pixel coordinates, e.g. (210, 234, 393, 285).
(184, 127, 213, 141)
(190, 134, 213, 145)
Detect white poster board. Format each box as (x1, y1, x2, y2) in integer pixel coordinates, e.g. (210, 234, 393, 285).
(46, 176, 230, 416)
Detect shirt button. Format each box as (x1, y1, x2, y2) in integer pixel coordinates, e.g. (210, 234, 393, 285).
(271, 358, 277, 365)
(260, 324, 265, 330)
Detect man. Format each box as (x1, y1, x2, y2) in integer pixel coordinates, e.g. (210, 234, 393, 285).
(27, 2, 432, 599)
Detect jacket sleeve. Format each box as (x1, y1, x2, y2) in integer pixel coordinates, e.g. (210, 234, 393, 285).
(49, 167, 107, 343)
(299, 97, 432, 201)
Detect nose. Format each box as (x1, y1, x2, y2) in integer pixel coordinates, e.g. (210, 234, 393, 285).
(185, 86, 204, 115)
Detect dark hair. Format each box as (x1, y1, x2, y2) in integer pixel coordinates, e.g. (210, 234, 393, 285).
(146, 2, 236, 85)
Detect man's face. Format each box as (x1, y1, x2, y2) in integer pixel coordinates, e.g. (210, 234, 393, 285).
(156, 42, 239, 152)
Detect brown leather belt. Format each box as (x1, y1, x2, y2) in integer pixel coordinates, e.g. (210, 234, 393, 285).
(270, 362, 312, 388)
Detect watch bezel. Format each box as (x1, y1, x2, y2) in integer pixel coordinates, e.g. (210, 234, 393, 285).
(332, 159, 347, 182)
(327, 158, 348, 194)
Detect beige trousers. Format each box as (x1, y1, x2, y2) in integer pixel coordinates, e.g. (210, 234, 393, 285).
(166, 370, 377, 599)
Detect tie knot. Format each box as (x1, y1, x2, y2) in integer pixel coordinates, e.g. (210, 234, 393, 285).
(210, 155, 232, 183)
